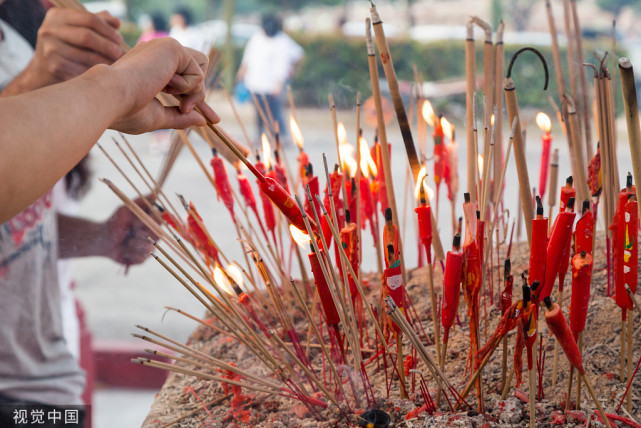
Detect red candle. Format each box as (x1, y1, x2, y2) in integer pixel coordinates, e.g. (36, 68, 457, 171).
(308, 248, 340, 325)
(415, 204, 432, 259)
(340, 212, 360, 304)
(303, 164, 320, 219)
(529, 196, 548, 288)
(544, 298, 585, 374)
(521, 286, 537, 370)
(536, 112, 552, 199)
(574, 200, 594, 255)
(371, 137, 390, 214)
(569, 251, 593, 340)
(500, 259, 514, 315)
(383, 208, 399, 268)
(442, 234, 463, 342)
(539, 200, 576, 301)
(384, 260, 405, 331)
(186, 201, 220, 265)
(559, 176, 577, 213)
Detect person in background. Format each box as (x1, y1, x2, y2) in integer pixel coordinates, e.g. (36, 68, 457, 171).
(138, 12, 168, 43)
(236, 13, 304, 141)
(169, 6, 207, 53)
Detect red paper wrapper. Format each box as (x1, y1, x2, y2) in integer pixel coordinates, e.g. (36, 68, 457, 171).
(544, 302, 584, 374)
(385, 264, 404, 310)
(304, 175, 320, 219)
(441, 249, 463, 340)
(529, 217, 548, 287)
(569, 253, 593, 340)
(211, 156, 235, 221)
(539, 211, 576, 300)
(308, 251, 340, 325)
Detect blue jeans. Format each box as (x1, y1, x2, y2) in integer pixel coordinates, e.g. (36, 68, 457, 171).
(254, 93, 285, 142)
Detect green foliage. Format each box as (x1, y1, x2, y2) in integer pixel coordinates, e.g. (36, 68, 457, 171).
(595, 0, 641, 16)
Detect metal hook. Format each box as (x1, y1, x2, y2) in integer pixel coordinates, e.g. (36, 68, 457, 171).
(506, 47, 549, 90)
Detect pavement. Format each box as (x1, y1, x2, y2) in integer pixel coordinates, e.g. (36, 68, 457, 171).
(73, 92, 634, 427)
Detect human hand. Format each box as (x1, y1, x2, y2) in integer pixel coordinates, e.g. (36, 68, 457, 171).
(103, 197, 157, 266)
(106, 38, 220, 134)
(24, 8, 123, 89)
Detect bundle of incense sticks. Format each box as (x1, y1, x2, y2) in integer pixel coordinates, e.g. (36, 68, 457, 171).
(51, 0, 641, 423)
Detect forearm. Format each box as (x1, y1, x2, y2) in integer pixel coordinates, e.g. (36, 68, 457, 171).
(0, 64, 51, 97)
(0, 64, 124, 222)
(57, 214, 111, 259)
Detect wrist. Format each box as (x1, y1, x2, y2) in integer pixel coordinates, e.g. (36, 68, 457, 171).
(78, 63, 130, 126)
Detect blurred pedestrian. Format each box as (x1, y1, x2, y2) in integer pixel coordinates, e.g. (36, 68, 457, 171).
(138, 12, 169, 43)
(237, 13, 304, 141)
(169, 6, 207, 53)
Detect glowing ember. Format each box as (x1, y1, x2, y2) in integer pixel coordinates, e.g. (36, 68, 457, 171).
(536, 112, 551, 133)
(289, 225, 310, 248)
(214, 266, 234, 296)
(422, 100, 436, 127)
(441, 117, 454, 141)
(261, 134, 272, 169)
(359, 136, 378, 177)
(414, 165, 434, 202)
(290, 115, 304, 150)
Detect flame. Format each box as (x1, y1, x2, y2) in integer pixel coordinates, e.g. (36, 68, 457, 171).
(227, 264, 243, 288)
(441, 117, 454, 141)
(536, 112, 551, 133)
(478, 154, 484, 173)
(290, 225, 310, 248)
(414, 165, 435, 202)
(290, 115, 304, 150)
(359, 136, 378, 177)
(214, 266, 234, 296)
(490, 114, 495, 127)
(261, 134, 271, 169)
(422, 100, 436, 127)
(337, 122, 348, 145)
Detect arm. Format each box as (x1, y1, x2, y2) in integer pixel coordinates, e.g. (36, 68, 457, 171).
(0, 38, 219, 222)
(1, 8, 123, 97)
(58, 197, 154, 265)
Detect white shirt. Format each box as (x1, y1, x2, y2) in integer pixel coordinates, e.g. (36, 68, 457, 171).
(241, 30, 303, 94)
(0, 18, 34, 90)
(169, 25, 208, 54)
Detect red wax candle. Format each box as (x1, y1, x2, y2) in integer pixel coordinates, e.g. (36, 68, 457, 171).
(500, 260, 514, 315)
(539, 211, 576, 300)
(544, 300, 585, 374)
(574, 204, 594, 255)
(442, 236, 463, 342)
(359, 176, 375, 229)
(477, 217, 485, 270)
(383, 209, 399, 268)
(304, 175, 320, 218)
(187, 202, 220, 264)
(415, 204, 432, 260)
(237, 171, 258, 213)
(297, 150, 309, 183)
(559, 177, 576, 212)
(538, 131, 552, 198)
(340, 221, 360, 303)
(569, 252, 593, 340)
(308, 249, 340, 325)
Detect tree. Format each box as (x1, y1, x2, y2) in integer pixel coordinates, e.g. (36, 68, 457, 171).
(596, 0, 641, 18)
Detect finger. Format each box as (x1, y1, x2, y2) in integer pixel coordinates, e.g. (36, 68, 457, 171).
(95, 10, 121, 30)
(184, 47, 209, 73)
(49, 51, 89, 79)
(195, 101, 220, 124)
(60, 8, 123, 46)
(53, 25, 122, 62)
(155, 106, 207, 130)
(52, 40, 114, 69)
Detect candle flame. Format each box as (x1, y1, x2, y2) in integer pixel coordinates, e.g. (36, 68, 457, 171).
(290, 225, 310, 248)
(290, 115, 304, 150)
(414, 165, 434, 202)
(227, 264, 243, 288)
(337, 122, 348, 145)
(422, 100, 436, 127)
(359, 136, 378, 177)
(490, 114, 495, 127)
(441, 117, 454, 141)
(478, 154, 484, 173)
(213, 266, 234, 296)
(261, 134, 271, 169)
(536, 112, 551, 133)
